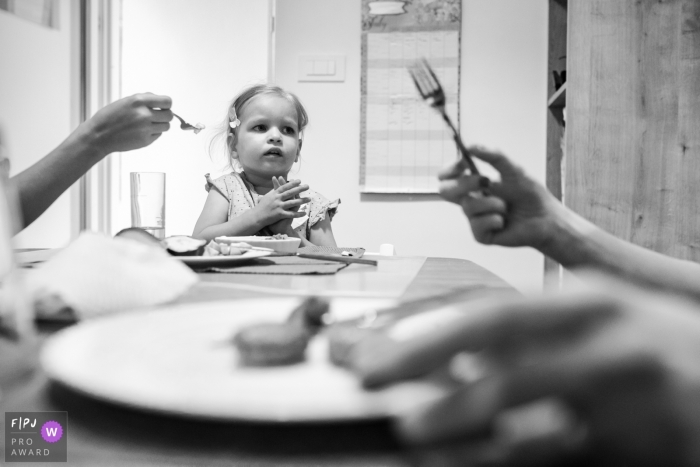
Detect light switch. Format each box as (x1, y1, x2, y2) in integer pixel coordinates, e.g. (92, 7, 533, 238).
(298, 55, 346, 82)
(313, 60, 328, 75)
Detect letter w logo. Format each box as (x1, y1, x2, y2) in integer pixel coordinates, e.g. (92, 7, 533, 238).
(46, 427, 58, 437)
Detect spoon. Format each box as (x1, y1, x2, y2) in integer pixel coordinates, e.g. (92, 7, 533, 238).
(173, 113, 205, 134)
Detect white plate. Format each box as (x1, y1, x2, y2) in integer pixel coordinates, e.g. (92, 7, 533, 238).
(40, 298, 454, 422)
(177, 249, 270, 267)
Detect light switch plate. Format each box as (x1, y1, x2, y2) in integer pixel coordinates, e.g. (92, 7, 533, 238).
(298, 55, 346, 82)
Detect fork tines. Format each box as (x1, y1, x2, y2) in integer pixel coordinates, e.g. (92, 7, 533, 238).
(408, 58, 445, 108)
(408, 57, 483, 178)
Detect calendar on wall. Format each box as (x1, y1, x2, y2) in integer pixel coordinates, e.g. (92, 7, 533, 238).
(360, 0, 461, 193)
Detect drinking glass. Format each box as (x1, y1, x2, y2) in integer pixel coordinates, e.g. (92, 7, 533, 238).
(130, 172, 166, 240)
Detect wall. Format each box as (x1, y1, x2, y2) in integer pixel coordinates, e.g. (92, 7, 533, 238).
(116, 0, 271, 236)
(0, 1, 77, 248)
(274, 0, 548, 292)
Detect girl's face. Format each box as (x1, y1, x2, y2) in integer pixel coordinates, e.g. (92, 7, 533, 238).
(232, 94, 301, 181)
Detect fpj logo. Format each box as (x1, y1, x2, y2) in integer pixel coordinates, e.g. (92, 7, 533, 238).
(5, 412, 67, 462)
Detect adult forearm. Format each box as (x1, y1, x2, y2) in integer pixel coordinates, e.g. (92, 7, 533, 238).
(11, 127, 104, 231)
(541, 208, 700, 298)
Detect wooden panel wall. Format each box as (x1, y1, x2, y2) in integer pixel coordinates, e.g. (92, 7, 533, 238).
(566, 0, 700, 261)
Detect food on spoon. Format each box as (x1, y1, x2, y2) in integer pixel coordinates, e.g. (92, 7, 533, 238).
(193, 123, 205, 134)
(233, 323, 309, 366)
(287, 296, 330, 335)
(161, 236, 207, 256)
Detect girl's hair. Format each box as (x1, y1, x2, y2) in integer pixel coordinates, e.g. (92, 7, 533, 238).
(209, 84, 309, 171)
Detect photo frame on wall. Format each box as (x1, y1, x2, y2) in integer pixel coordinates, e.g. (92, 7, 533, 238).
(0, 0, 59, 29)
(360, 0, 461, 193)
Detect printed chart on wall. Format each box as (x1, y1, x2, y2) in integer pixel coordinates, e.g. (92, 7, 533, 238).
(360, 0, 461, 193)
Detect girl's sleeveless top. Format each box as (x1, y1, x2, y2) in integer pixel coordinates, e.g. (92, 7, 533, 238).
(204, 172, 340, 239)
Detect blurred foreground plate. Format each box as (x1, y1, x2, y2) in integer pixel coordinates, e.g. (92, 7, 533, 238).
(177, 249, 270, 268)
(40, 298, 457, 422)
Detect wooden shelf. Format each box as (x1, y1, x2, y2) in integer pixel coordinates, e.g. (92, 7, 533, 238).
(548, 82, 567, 108)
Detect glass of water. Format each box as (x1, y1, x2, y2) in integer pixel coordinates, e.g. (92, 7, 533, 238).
(130, 172, 166, 240)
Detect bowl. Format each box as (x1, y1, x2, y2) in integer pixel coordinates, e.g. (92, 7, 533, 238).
(215, 236, 301, 254)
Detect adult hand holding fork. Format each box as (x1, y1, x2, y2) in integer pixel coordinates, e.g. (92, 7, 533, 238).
(437, 146, 565, 248)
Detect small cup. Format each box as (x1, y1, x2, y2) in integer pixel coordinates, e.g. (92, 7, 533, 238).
(130, 172, 166, 240)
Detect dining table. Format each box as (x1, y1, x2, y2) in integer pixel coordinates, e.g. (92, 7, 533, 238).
(0, 253, 516, 466)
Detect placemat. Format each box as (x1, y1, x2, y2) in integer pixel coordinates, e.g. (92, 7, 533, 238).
(205, 256, 348, 275)
(296, 246, 365, 258)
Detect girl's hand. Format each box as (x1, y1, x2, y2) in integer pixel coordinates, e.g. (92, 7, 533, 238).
(268, 176, 303, 234)
(254, 177, 309, 229)
(438, 147, 565, 250)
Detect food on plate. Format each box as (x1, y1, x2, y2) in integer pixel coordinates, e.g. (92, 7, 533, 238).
(158, 236, 255, 258)
(114, 227, 162, 247)
(231, 296, 329, 367)
(161, 236, 207, 256)
(231, 296, 385, 369)
(215, 235, 301, 254)
(287, 296, 330, 335)
(233, 323, 309, 366)
(326, 325, 379, 368)
(203, 240, 249, 257)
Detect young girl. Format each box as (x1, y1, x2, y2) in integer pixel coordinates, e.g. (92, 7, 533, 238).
(193, 85, 338, 247)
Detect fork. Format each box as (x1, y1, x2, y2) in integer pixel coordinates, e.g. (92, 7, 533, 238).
(173, 112, 204, 134)
(408, 58, 483, 178)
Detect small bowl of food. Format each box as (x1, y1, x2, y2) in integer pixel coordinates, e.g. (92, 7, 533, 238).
(215, 235, 301, 254)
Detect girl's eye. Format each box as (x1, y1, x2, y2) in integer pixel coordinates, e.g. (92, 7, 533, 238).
(282, 127, 296, 135)
(252, 125, 267, 132)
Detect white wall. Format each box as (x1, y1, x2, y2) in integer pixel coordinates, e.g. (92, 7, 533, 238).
(274, 0, 548, 292)
(116, 0, 271, 236)
(0, 1, 77, 248)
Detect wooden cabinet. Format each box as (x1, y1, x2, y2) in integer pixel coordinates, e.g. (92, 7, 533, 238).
(547, 0, 700, 271)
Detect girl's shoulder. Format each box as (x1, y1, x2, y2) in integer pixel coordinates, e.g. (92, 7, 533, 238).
(305, 188, 341, 224)
(204, 172, 247, 201)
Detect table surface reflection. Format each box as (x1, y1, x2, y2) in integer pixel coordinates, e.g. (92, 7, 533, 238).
(0, 256, 515, 466)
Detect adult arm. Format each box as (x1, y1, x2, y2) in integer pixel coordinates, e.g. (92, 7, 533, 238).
(352, 272, 700, 466)
(10, 93, 172, 231)
(440, 148, 700, 298)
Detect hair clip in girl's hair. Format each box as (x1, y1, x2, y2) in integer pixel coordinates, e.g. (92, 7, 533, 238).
(228, 106, 240, 130)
